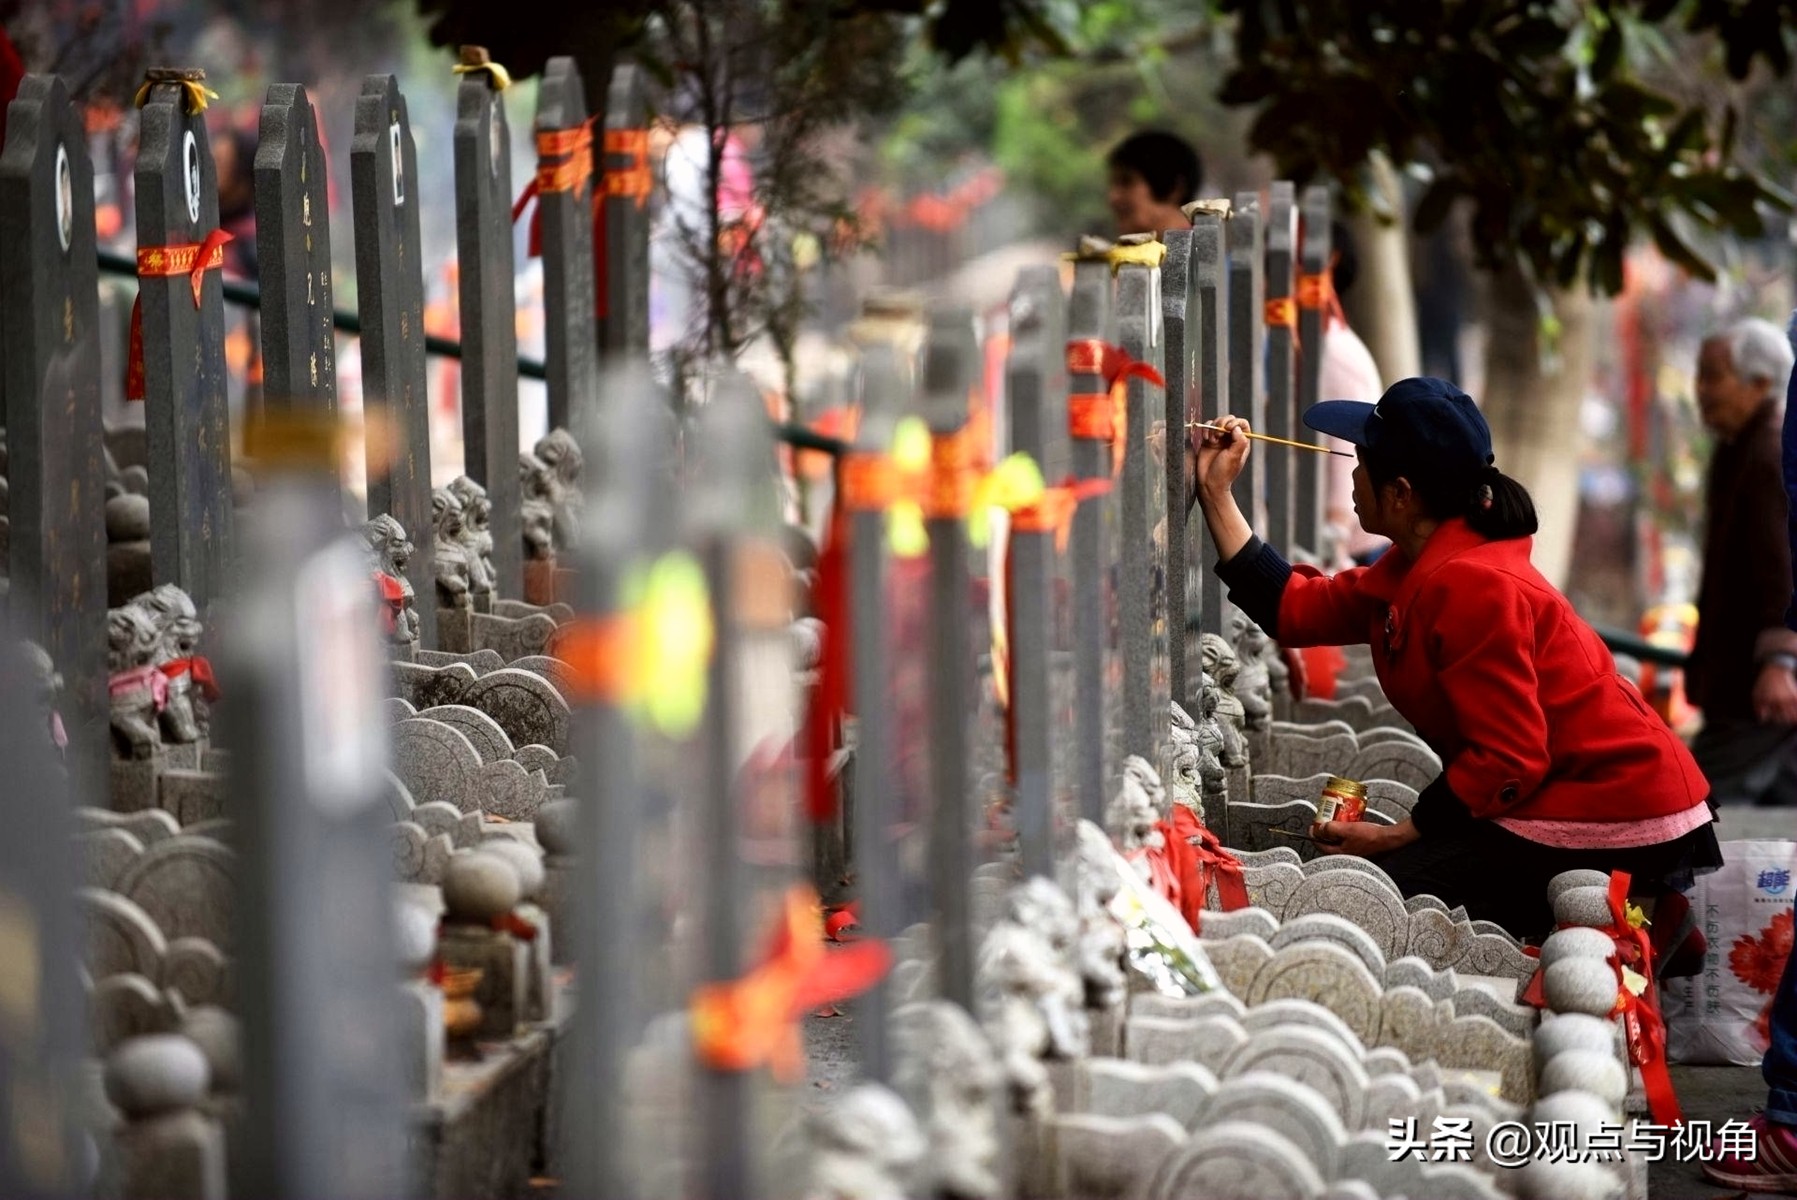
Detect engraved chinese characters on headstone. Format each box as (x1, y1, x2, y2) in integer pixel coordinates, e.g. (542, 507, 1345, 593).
(1067, 257, 1118, 825)
(133, 69, 235, 619)
(453, 55, 523, 600)
(534, 58, 599, 432)
(598, 64, 650, 362)
(0, 74, 108, 771)
(254, 84, 336, 414)
(351, 75, 435, 649)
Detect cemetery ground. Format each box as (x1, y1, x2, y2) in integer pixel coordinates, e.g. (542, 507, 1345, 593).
(1, 47, 1788, 1200)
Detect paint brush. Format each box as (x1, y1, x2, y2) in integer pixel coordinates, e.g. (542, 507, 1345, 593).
(1187, 422, 1354, 457)
(1265, 826, 1343, 847)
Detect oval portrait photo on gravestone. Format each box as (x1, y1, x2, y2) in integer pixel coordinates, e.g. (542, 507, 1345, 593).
(55, 142, 72, 252)
(389, 120, 405, 207)
(182, 130, 201, 223)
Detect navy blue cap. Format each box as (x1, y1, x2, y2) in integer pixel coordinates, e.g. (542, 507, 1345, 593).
(1303, 377, 1493, 474)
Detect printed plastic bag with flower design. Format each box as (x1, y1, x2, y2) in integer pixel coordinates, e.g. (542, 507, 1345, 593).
(1662, 839, 1796, 1065)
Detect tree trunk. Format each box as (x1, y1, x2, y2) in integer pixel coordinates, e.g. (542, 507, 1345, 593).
(1479, 263, 1595, 589)
(1340, 152, 1421, 385)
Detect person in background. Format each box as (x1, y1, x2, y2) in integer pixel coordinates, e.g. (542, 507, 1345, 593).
(1105, 130, 1200, 238)
(1686, 318, 1797, 807)
(1701, 312, 1797, 1191)
(1317, 221, 1389, 568)
(212, 123, 258, 279)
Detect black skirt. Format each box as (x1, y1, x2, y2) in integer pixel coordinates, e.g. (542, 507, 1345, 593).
(1369, 813, 1725, 942)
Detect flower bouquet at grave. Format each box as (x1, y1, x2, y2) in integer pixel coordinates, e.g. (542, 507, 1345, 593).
(1105, 841, 1222, 997)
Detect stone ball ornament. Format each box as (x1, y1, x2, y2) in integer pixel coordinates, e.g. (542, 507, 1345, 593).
(1532, 1012, 1618, 1064)
(442, 851, 523, 921)
(1542, 956, 1622, 1018)
(480, 839, 546, 901)
(1545, 869, 1612, 907)
(534, 798, 577, 857)
(104, 1033, 211, 1118)
(1539, 926, 1617, 970)
(1537, 1049, 1628, 1108)
(1552, 885, 1616, 930)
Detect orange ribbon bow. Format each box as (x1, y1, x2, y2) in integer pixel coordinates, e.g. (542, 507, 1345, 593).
(689, 886, 891, 1080)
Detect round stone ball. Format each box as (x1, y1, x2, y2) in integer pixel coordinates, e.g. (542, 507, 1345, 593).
(1540, 927, 1617, 969)
(1516, 1158, 1623, 1200)
(1529, 1087, 1620, 1137)
(534, 799, 578, 858)
(442, 851, 522, 921)
(1543, 957, 1621, 1017)
(480, 839, 546, 901)
(1553, 885, 1616, 930)
(178, 1005, 241, 1093)
(105, 493, 151, 542)
(1537, 1049, 1628, 1108)
(103, 1033, 210, 1118)
(1546, 869, 1612, 907)
(393, 901, 439, 974)
(1533, 1013, 1618, 1063)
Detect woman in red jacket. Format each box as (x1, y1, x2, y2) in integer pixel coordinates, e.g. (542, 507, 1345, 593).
(1195, 377, 1719, 939)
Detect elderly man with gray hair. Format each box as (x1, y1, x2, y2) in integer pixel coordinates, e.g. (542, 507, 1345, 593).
(1687, 316, 1797, 806)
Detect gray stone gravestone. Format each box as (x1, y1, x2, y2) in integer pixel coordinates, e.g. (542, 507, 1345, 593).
(0, 633, 86, 1199)
(0, 74, 109, 779)
(1004, 267, 1064, 878)
(392, 718, 483, 811)
(847, 343, 907, 1083)
(1263, 182, 1298, 555)
(1067, 256, 1117, 825)
(352, 74, 436, 650)
(215, 466, 409, 1199)
(416, 704, 514, 764)
(1190, 208, 1228, 642)
(462, 666, 570, 755)
(133, 69, 235, 618)
(558, 360, 663, 1199)
(1159, 228, 1196, 711)
(1294, 185, 1331, 554)
(921, 307, 978, 1013)
(598, 65, 650, 363)
(534, 58, 599, 432)
(115, 834, 234, 949)
(1116, 256, 1170, 778)
(452, 52, 523, 600)
(253, 84, 336, 414)
(1226, 192, 1265, 533)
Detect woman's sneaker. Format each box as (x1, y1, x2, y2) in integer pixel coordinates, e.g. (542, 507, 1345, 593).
(1701, 1116, 1797, 1194)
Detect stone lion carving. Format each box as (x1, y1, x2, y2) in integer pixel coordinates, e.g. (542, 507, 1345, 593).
(1070, 820, 1129, 1012)
(1105, 760, 1165, 856)
(804, 1084, 926, 1200)
(107, 603, 165, 759)
(976, 877, 1088, 1114)
(532, 428, 584, 548)
(133, 584, 210, 743)
(1227, 609, 1275, 731)
(519, 453, 557, 561)
(446, 475, 496, 606)
(890, 1001, 1003, 1199)
(1198, 633, 1250, 767)
(431, 488, 473, 611)
(361, 514, 420, 650)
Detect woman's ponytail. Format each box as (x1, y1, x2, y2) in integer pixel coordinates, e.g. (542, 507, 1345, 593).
(1464, 465, 1538, 540)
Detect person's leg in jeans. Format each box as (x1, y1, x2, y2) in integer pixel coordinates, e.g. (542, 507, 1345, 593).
(1703, 947, 1797, 1191)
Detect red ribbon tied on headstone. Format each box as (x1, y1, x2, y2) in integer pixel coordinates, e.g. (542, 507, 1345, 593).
(1605, 871, 1682, 1126)
(372, 571, 406, 638)
(158, 656, 221, 702)
(1065, 339, 1165, 477)
(125, 228, 234, 400)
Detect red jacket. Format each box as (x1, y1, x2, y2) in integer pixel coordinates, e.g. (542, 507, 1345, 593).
(1269, 520, 1708, 827)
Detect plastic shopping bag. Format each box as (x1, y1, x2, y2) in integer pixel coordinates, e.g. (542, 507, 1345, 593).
(1662, 839, 1796, 1065)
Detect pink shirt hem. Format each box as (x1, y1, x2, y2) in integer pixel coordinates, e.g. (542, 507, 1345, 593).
(1492, 800, 1712, 849)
